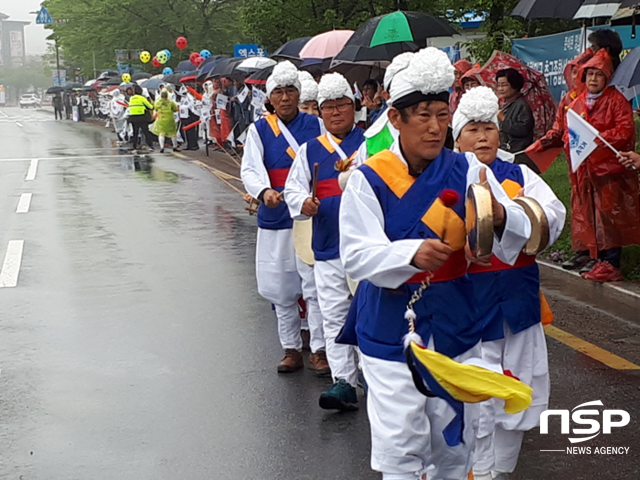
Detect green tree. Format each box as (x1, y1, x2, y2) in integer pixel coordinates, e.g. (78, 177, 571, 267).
(43, 0, 247, 76)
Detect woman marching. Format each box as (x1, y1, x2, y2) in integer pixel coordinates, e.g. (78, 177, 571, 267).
(152, 90, 180, 153)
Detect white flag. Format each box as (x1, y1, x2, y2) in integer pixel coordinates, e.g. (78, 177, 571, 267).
(237, 86, 249, 103)
(251, 88, 267, 109)
(227, 128, 236, 147)
(353, 82, 362, 100)
(216, 93, 229, 109)
(238, 128, 248, 145)
(566, 108, 599, 172)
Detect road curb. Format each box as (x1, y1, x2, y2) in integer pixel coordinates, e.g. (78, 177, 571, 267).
(539, 260, 640, 325)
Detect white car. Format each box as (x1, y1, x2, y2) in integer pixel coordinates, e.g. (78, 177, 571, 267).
(20, 93, 41, 109)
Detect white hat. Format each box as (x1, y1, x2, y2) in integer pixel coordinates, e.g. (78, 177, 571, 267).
(383, 52, 414, 91)
(389, 47, 455, 109)
(317, 72, 355, 107)
(266, 60, 301, 98)
(298, 70, 318, 104)
(451, 86, 500, 141)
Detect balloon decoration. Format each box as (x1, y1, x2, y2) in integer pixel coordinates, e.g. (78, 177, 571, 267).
(163, 49, 172, 60)
(156, 50, 169, 64)
(139, 51, 151, 63)
(189, 52, 200, 63)
(163, 67, 173, 76)
(193, 55, 204, 67)
(152, 56, 161, 68)
(122, 73, 131, 83)
(176, 37, 188, 50)
(200, 49, 211, 59)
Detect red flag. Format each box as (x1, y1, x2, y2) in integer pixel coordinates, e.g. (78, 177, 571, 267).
(525, 140, 562, 174)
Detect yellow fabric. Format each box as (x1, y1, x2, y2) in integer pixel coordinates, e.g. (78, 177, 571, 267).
(365, 149, 415, 198)
(317, 134, 337, 154)
(422, 197, 466, 251)
(501, 179, 522, 200)
(540, 290, 554, 325)
(265, 113, 281, 136)
(128, 95, 153, 116)
(409, 341, 533, 414)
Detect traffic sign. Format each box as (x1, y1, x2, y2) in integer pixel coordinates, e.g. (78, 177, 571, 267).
(36, 6, 53, 25)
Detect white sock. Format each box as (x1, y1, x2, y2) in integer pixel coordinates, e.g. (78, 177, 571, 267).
(158, 135, 165, 148)
(172, 137, 178, 148)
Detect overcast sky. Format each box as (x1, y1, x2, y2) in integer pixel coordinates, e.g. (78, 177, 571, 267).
(0, 0, 50, 55)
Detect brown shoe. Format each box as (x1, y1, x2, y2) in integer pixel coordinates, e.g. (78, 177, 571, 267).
(277, 349, 304, 373)
(301, 329, 311, 352)
(309, 350, 331, 377)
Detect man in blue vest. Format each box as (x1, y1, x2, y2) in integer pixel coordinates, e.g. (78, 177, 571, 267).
(338, 48, 532, 480)
(241, 61, 328, 375)
(285, 73, 365, 411)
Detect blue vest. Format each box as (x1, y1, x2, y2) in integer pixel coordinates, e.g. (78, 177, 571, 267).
(338, 148, 482, 362)
(254, 112, 322, 230)
(305, 127, 365, 261)
(468, 159, 540, 341)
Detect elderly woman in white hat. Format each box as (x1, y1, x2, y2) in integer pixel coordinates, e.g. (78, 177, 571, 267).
(453, 86, 565, 480)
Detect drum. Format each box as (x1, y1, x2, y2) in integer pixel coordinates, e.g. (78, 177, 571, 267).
(466, 183, 494, 257)
(293, 219, 314, 266)
(513, 197, 550, 255)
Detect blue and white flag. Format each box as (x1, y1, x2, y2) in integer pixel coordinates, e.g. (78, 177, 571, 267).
(566, 108, 599, 172)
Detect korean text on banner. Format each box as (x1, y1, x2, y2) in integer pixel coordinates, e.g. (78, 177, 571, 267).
(566, 109, 599, 172)
(512, 28, 587, 102)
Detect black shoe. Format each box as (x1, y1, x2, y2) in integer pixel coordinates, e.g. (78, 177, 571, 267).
(173, 147, 180, 152)
(319, 380, 359, 411)
(159, 148, 164, 153)
(579, 258, 598, 274)
(562, 251, 590, 270)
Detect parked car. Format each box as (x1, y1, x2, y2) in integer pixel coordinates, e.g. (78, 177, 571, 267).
(19, 93, 42, 109)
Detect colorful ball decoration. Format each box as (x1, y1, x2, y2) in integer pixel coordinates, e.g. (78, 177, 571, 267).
(176, 37, 188, 50)
(193, 55, 204, 67)
(152, 56, 161, 68)
(200, 49, 211, 59)
(163, 49, 172, 60)
(156, 50, 169, 64)
(163, 67, 173, 76)
(189, 52, 200, 63)
(139, 51, 151, 63)
(122, 73, 131, 83)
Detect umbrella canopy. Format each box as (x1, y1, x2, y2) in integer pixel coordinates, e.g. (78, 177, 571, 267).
(64, 82, 83, 91)
(238, 56, 277, 73)
(84, 79, 97, 86)
(246, 65, 274, 85)
(272, 37, 312, 60)
(347, 11, 457, 50)
(180, 75, 197, 83)
(475, 51, 557, 140)
(574, 0, 622, 19)
(132, 72, 152, 81)
(103, 76, 123, 86)
(511, 0, 583, 19)
(176, 60, 197, 72)
(163, 72, 188, 84)
(46, 86, 65, 94)
(207, 57, 245, 79)
(610, 46, 640, 87)
(144, 78, 165, 90)
(330, 62, 385, 88)
(196, 56, 229, 81)
(298, 30, 354, 59)
(332, 41, 419, 66)
(97, 70, 119, 80)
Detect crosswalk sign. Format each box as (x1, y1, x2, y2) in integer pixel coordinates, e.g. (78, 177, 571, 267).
(36, 6, 53, 25)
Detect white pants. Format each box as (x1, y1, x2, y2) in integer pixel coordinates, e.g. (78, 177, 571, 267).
(361, 347, 481, 480)
(255, 228, 324, 352)
(314, 259, 359, 386)
(473, 322, 550, 475)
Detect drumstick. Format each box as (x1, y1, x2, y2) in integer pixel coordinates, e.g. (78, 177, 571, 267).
(311, 163, 320, 200)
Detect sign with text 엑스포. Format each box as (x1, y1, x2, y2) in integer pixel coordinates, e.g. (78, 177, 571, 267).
(234, 44, 268, 58)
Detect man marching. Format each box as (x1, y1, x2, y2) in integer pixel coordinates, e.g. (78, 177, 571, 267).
(241, 61, 328, 375)
(338, 48, 532, 480)
(285, 73, 365, 411)
(452, 86, 566, 480)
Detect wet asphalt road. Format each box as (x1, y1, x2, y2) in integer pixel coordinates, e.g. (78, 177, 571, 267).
(0, 107, 638, 480)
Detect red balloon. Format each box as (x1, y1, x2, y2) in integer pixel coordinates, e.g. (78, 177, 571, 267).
(189, 52, 200, 63)
(193, 55, 204, 67)
(176, 36, 188, 50)
(152, 56, 161, 68)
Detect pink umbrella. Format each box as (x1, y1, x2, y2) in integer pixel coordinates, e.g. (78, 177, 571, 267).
(299, 30, 354, 59)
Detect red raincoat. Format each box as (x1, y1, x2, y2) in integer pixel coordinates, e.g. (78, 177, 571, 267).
(565, 49, 640, 255)
(449, 60, 472, 115)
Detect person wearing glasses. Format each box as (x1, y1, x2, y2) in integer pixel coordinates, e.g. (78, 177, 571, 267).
(285, 73, 365, 411)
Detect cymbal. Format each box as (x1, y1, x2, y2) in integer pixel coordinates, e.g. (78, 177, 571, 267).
(513, 197, 550, 255)
(466, 183, 494, 257)
(293, 219, 314, 266)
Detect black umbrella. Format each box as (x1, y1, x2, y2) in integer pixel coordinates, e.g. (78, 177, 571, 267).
(610, 46, 640, 88)
(163, 72, 188, 84)
(177, 60, 197, 73)
(103, 76, 124, 86)
(132, 72, 152, 81)
(246, 65, 274, 85)
(574, 0, 622, 19)
(143, 78, 164, 90)
(332, 41, 419, 66)
(272, 37, 312, 61)
(97, 70, 119, 80)
(207, 57, 245, 79)
(46, 86, 65, 94)
(330, 62, 386, 88)
(196, 56, 229, 81)
(64, 82, 83, 91)
(511, 0, 583, 19)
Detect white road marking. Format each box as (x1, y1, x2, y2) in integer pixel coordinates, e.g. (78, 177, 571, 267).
(16, 193, 33, 213)
(0, 154, 161, 163)
(0, 240, 25, 288)
(16, 122, 24, 127)
(25, 159, 39, 181)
